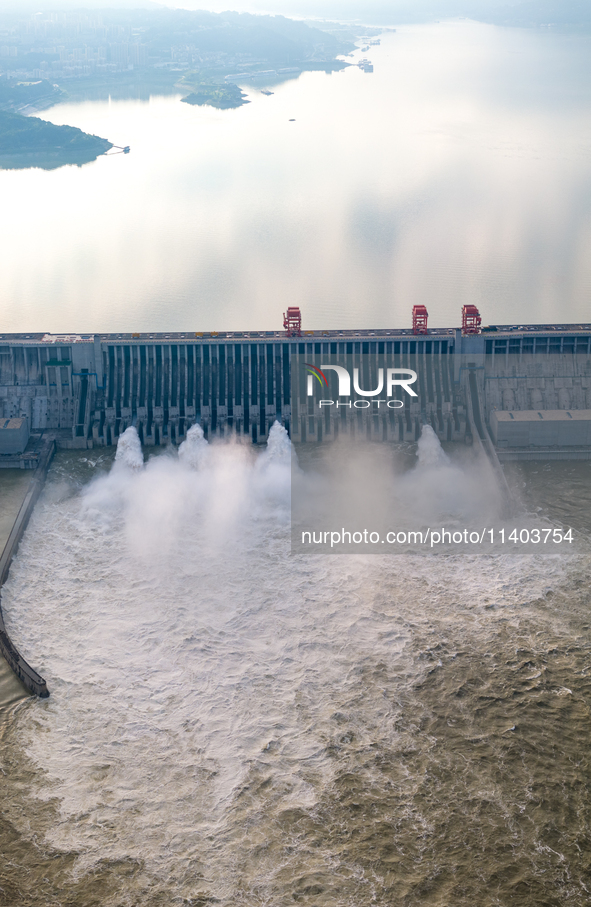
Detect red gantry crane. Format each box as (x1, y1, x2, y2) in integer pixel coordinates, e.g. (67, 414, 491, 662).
(462, 305, 482, 335)
(412, 305, 429, 335)
(283, 307, 302, 337)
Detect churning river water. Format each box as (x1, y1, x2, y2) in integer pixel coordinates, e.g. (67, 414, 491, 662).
(1, 426, 591, 906)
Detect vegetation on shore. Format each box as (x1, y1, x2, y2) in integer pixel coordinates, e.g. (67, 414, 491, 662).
(178, 59, 350, 110)
(0, 79, 64, 112)
(0, 109, 112, 169)
(180, 77, 249, 110)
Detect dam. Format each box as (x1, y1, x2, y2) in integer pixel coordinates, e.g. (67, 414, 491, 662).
(2, 312, 591, 458)
(4, 310, 588, 696)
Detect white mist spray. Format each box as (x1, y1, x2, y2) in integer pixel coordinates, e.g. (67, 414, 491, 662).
(178, 422, 210, 470)
(416, 424, 450, 468)
(114, 426, 144, 470)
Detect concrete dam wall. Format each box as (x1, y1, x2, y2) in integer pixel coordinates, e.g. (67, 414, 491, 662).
(1, 324, 591, 454)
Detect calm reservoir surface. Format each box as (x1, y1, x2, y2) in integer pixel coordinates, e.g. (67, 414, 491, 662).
(1, 22, 590, 332)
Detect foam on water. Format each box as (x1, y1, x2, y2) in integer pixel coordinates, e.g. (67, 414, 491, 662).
(0, 426, 589, 906)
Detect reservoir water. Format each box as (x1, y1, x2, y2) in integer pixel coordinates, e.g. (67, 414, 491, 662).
(1, 22, 590, 332)
(1, 20, 591, 906)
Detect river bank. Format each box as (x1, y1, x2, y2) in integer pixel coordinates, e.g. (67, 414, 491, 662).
(0, 471, 33, 709)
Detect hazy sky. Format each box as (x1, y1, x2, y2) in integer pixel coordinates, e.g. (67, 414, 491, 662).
(1, 1, 588, 28)
(156, 0, 499, 21)
(151, 0, 510, 19)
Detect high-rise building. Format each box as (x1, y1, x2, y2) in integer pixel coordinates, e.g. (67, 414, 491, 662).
(109, 42, 128, 67)
(130, 43, 148, 67)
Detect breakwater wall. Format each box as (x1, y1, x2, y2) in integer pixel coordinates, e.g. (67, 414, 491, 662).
(0, 439, 54, 697)
(1, 324, 591, 451)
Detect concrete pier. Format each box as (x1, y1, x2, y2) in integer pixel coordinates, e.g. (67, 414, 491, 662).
(0, 471, 34, 551)
(0, 471, 34, 706)
(0, 439, 54, 698)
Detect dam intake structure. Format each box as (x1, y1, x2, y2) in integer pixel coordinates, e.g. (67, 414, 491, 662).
(1, 319, 591, 459)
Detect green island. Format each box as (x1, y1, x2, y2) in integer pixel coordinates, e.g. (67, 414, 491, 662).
(180, 77, 249, 110)
(0, 109, 112, 170)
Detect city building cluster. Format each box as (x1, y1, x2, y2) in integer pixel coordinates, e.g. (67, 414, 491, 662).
(0, 8, 350, 85)
(0, 12, 150, 81)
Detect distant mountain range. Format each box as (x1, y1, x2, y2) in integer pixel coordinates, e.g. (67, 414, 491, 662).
(1, 0, 590, 27)
(1, 2, 589, 34)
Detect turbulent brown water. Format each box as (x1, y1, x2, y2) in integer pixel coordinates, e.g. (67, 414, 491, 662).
(1, 430, 590, 907)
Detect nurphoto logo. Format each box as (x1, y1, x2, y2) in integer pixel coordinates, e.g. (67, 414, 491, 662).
(304, 363, 418, 408)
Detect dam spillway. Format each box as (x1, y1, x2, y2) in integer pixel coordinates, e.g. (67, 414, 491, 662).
(1, 323, 591, 456)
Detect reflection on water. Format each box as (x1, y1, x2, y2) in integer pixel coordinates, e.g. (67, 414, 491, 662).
(0, 433, 590, 905)
(0, 22, 590, 333)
